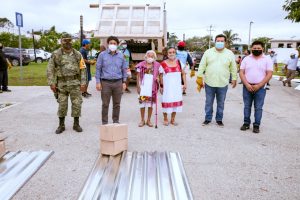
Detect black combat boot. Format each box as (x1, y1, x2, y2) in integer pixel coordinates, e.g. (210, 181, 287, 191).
(73, 117, 83, 132)
(56, 117, 65, 134)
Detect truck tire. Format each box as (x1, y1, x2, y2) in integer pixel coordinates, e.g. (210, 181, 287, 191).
(12, 59, 20, 66)
(36, 58, 43, 64)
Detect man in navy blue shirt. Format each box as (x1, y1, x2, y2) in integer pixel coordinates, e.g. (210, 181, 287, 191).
(96, 36, 127, 124)
(80, 39, 95, 97)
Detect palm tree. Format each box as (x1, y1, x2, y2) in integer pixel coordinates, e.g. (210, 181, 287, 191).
(222, 30, 241, 48)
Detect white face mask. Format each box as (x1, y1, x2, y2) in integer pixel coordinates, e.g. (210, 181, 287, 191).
(168, 55, 176, 60)
(121, 44, 127, 49)
(108, 44, 117, 52)
(146, 57, 154, 63)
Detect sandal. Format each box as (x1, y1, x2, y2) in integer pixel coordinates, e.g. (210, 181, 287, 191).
(163, 120, 169, 126)
(138, 121, 145, 127)
(146, 121, 153, 127)
(170, 120, 178, 126)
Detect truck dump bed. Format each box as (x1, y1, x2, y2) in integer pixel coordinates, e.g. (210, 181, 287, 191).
(94, 4, 164, 39)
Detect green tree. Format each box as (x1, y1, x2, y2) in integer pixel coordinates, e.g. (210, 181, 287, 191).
(0, 18, 14, 32)
(0, 32, 32, 48)
(283, 0, 300, 22)
(90, 37, 100, 50)
(72, 40, 81, 51)
(252, 37, 272, 51)
(167, 33, 179, 47)
(38, 26, 63, 52)
(222, 29, 241, 48)
(185, 35, 211, 51)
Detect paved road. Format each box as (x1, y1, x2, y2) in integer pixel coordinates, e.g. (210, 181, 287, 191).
(0, 76, 299, 200)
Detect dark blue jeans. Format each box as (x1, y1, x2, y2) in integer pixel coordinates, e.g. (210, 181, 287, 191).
(243, 85, 266, 126)
(205, 84, 228, 121)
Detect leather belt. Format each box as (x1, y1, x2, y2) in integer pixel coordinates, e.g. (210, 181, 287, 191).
(101, 79, 122, 82)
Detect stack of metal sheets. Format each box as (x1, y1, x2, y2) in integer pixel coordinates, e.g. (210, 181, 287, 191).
(78, 151, 193, 200)
(0, 151, 54, 200)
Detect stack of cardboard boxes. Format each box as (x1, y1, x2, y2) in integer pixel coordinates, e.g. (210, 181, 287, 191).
(0, 136, 5, 158)
(100, 124, 128, 156)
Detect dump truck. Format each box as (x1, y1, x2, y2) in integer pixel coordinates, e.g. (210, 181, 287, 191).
(91, 3, 167, 81)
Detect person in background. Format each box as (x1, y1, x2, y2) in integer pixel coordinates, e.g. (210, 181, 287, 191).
(196, 34, 237, 127)
(269, 50, 278, 72)
(242, 49, 250, 60)
(136, 50, 160, 127)
(80, 39, 96, 97)
(95, 45, 106, 60)
(0, 43, 11, 93)
(95, 36, 127, 124)
(162, 47, 168, 60)
(238, 50, 251, 84)
(236, 55, 242, 72)
(282, 53, 298, 87)
(159, 47, 187, 126)
(239, 41, 273, 133)
(176, 41, 194, 95)
(119, 40, 132, 93)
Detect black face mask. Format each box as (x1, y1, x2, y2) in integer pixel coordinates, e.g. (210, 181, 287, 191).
(62, 42, 72, 50)
(252, 50, 263, 56)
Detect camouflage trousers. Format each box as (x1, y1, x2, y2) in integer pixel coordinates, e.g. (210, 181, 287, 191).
(57, 84, 82, 117)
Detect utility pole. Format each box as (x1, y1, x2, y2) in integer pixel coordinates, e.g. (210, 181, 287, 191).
(207, 25, 214, 49)
(183, 33, 185, 41)
(163, 1, 167, 47)
(32, 29, 37, 63)
(80, 15, 83, 45)
(248, 21, 253, 50)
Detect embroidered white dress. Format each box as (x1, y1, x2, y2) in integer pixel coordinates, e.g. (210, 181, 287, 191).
(159, 60, 183, 113)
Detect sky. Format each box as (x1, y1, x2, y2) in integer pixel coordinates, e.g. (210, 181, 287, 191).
(1, 0, 299, 44)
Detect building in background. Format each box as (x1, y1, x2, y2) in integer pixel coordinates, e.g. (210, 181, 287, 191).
(270, 39, 300, 49)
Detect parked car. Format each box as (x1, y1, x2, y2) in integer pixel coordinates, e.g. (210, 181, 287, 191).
(3, 47, 31, 66)
(44, 51, 52, 61)
(191, 51, 204, 71)
(25, 49, 51, 63)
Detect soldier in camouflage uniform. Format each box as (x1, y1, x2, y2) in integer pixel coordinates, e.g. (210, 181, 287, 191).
(47, 33, 87, 134)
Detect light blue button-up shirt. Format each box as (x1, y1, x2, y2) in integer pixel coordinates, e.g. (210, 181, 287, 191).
(95, 49, 127, 84)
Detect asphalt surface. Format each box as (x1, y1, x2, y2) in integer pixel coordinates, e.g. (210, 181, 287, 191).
(0, 76, 299, 200)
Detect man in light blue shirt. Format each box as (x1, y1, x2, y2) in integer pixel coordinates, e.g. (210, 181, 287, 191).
(96, 36, 127, 124)
(283, 53, 298, 87)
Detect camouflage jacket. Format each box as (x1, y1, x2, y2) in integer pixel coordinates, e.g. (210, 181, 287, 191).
(47, 48, 87, 86)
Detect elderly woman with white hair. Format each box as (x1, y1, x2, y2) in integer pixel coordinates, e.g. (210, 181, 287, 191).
(135, 50, 160, 127)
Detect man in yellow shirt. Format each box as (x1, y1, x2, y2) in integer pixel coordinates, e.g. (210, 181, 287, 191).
(196, 34, 237, 126)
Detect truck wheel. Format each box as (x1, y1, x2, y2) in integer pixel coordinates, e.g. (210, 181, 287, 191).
(36, 58, 43, 64)
(12, 59, 20, 66)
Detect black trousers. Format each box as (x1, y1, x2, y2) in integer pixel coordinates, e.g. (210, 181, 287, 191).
(0, 70, 8, 90)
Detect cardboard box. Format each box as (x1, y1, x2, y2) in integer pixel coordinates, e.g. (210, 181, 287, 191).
(0, 140, 5, 158)
(100, 139, 128, 156)
(100, 124, 128, 141)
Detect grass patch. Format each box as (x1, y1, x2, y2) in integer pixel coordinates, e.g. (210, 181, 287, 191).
(8, 62, 96, 86)
(7, 62, 298, 86)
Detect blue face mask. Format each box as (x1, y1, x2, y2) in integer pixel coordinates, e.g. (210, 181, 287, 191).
(215, 42, 225, 49)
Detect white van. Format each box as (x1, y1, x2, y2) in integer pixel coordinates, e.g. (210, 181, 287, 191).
(26, 49, 51, 63)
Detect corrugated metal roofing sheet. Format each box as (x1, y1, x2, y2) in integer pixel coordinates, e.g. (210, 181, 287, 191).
(78, 151, 193, 200)
(0, 151, 54, 200)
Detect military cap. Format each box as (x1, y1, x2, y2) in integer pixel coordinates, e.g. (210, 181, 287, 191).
(61, 33, 72, 39)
